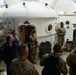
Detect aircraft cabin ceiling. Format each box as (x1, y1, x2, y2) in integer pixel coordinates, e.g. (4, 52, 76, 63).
(39, 0, 57, 8)
(4, 0, 20, 6)
(2, 2, 57, 18)
(54, 0, 76, 14)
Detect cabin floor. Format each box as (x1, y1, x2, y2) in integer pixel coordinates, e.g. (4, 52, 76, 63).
(0, 52, 70, 75)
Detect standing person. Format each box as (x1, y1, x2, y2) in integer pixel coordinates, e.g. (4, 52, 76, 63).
(29, 30, 38, 64)
(40, 43, 68, 75)
(10, 44, 39, 75)
(73, 28, 76, 48)
(66, 50, 76, 75)
(57, 22, 66, 48)
(3, 34, 14, 75)
(12, 30, 20, 57)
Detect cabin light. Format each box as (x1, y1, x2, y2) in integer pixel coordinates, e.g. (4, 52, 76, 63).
(5, 4, 8, 8)
(45, 3, 48, 6)
(59, 11, 64, 15)
(59, 11, 66, 15)
(23, 2, 26, 6)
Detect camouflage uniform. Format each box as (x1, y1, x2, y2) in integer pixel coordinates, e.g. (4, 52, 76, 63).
(29, 35, 38, 63)
(10, 58, 39, 75)
(40, 54, 68, 75)
(66, 50, 76, 75)
(57, 27, 66, 47)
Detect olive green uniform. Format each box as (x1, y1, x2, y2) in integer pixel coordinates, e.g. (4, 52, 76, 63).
(57, 27, 66, 47)
(66, 50, 76, 75)
(29, 35, 38, 62)
(10, 58, 39, 75)
(40, 54, 68, 75)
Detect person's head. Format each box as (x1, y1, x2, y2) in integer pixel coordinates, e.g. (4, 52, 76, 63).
(53, 43, 61, 55)
(12, 30, 17, 36)
(18, 44, 28, 58)
(31, 30, 36, 36)
(31, 26, 35, 30)
(60, 22, 64, 27)
(6, 34, 14, 42)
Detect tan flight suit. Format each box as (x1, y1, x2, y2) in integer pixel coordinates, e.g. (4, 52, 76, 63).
(29, 35, 38, 63)
(57, 27, 66, 47)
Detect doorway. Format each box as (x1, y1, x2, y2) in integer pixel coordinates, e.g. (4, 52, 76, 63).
(18, 24, 36, 44)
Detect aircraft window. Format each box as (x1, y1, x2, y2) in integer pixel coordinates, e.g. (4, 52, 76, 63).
(46, 24, 53, 34)
(65, 21, 70, 25)
(48, 25, 52, 31)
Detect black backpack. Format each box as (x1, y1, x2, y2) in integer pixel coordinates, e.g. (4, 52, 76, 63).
(42, 54, 61, 75)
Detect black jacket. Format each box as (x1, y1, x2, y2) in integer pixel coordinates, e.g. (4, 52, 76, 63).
(4, 42, 15, 64)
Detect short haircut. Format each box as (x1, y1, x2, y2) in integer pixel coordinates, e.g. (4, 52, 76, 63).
(6, 35, 11, 41)
(18, 44, 28, 57)
(60, 22, 64, 25)
(53, 43, 61, 52)
(12, 30, 16, 34)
